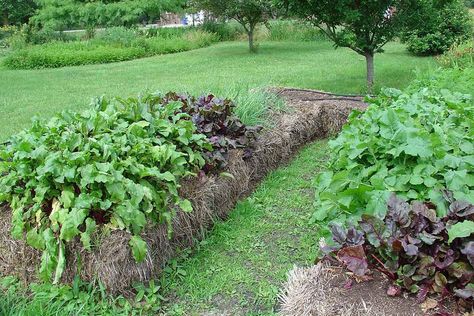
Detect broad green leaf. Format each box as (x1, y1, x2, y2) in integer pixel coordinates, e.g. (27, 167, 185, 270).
(26, 228, 45, 250)
(178, 199, 193, 213)
(60, 188, 75, 209)
(80, 218, 97, 251)
(448, 220, 474, 243)
(129, 235, 147, 263)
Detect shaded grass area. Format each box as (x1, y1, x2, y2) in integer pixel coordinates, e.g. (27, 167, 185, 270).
(161, 140, 329, 315)
(0, 40, 435, 140)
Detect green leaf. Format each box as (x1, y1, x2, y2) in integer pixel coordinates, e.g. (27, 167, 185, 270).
(60, 187, 75, 209)
(448, 220, 474, 243)
(53, 240, 66, 284)
(80, 218, 97, 251)
(129, 235, 147, 263)
(60, 208, 87, 242)
(178, 199, 193, 213)
(26, 228, 45, 250)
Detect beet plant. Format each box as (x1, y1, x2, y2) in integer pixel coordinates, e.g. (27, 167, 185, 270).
(0, 91, 259, 284)
(323, 193, 473, 306)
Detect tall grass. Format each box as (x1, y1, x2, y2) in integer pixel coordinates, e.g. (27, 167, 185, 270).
(195, 84, 286, 127)
(3, 29, 218, 69)
(266, 20, 326, 42)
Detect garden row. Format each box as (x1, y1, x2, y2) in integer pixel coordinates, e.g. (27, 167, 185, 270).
(0, 91, 259, 284)
(312, 63, 474, 311)
(0, 79, 363, 296)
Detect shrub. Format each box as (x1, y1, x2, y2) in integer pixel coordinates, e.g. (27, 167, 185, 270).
(3, 30, 218, 69)
(402, 0, 473, 56)
(266, 20, 325, 42)
(323, 193, 474, 306)
(200, 21, 244, 41)
(437, 40, 474, 69)
(97, 26, 138, 47)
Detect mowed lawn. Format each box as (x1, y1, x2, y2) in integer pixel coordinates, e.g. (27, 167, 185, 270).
(0, 40, 435, 141)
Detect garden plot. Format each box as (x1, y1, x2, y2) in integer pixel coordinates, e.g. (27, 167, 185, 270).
(0, 89, 367, 294)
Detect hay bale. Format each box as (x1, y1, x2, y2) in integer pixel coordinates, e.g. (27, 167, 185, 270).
(278, 263, 424, 316)
(0, 89, 366, 294)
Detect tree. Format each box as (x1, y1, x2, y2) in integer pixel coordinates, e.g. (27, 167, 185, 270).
(0, 0, 37, 26)
(400, 0, 472, 56)
(33, 0, 186, 30)
(280, 0, 405, 91)
(192, 0, 274, 52)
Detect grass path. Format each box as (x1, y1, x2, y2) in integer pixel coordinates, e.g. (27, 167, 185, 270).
(160, 140, 329, 316)
(0, 41, 434, 140)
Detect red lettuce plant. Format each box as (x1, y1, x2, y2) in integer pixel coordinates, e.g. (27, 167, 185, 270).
(323, 192, 474, 309)
(162, 92, 261, 173)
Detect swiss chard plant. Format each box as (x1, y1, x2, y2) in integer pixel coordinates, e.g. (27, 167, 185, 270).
(0, 93, 213, 283)
(162, 92, 261, 173)
(323, 193, 474, 307)
(313, 86, 474, 224)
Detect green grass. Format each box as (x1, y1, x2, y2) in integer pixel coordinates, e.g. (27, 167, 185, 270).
(160, 141, 329, 315)
(0, 40, 435, 141)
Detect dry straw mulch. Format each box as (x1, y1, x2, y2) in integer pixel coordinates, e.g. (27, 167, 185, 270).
(0, 88, 367, 294)
(278, 262, 424, 316)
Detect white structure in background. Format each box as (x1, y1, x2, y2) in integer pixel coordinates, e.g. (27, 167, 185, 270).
(184, 11, 205, 26)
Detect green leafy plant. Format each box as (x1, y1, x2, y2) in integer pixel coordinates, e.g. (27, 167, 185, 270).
(313, 85, 474, 224)
(0, 93, 212, 283)
(323, 193, 474, 307)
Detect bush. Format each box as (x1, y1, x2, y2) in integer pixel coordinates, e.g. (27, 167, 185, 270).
(266, 20, 325, 42)
(97, 26, 138, 47)
(437, 40, 474, 69)
(200, 21, 245, 41)
(0, 91, 258, 283)
(402, 0, 473, 56)
(3, 30, 218, 69)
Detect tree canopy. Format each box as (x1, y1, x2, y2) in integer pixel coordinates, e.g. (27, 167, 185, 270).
(33, 0, 186, 30)
(192, 0, 274, 52)
(1, 0, 37, 26)
(280, 0, 406, 91)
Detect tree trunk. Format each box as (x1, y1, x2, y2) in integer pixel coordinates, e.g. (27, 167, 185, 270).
(248, 28, 256, 53)
(365, 52, 374, 93)
(2, 10, 9, 26)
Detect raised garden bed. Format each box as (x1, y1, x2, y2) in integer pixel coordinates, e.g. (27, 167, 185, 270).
(0, 89, 367, 294)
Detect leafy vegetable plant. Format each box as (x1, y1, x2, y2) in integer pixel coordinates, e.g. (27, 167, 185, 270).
(323, 193, 474, 307)
(162, 92, 261, 173)
(314, 86, 474, 224)
(0, 93, 213, 283)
